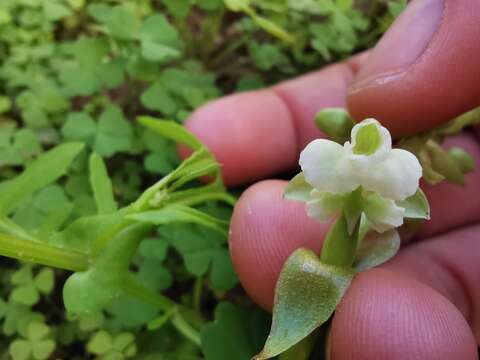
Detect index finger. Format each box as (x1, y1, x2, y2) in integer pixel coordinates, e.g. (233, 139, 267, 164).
(182, 55, 366, 187)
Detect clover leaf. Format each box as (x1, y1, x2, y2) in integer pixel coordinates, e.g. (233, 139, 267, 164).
(9, 321, 56, 360)
(87, 331, 137, 359)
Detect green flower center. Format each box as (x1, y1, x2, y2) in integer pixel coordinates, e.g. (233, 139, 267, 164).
(352, 123, 382, 155)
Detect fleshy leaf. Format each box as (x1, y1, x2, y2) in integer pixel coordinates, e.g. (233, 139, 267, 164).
(353, 229, 400, 272)
(255, 248, 353, 359)
(396, 189, 430, 220)
(283, 172, 312, 202)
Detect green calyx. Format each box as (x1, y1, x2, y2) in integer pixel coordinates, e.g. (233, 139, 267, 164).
(352, 123, 382, 155)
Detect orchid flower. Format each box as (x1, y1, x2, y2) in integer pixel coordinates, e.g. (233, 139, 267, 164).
(285, 118, 427, 233)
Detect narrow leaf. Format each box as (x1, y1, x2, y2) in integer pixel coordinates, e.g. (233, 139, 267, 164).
(353, 229, 400, 272)
(126, 204, 228, 236)
(256, 248, 353, 359)
(138, 117, 203, 151)
(89, 153, 117, 214)
(0, 142, 84, 214)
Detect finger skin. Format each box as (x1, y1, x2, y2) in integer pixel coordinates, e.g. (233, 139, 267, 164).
(184, 61, 360, 186)
(330, 269, 478, 360)
(347, 0, 480, 136)
(229, 180, 327, 310)
(386, 225, 480, 342)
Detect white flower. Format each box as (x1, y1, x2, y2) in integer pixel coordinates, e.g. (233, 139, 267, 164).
(291, 118, 424, 233)
(299, 118, 422, 201)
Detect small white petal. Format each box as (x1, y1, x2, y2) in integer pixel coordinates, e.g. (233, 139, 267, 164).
(305, 190, 344, 223)
(363, 193, 405, 232)
(362, 149, 422, 201)
(299, 139, 359, 194)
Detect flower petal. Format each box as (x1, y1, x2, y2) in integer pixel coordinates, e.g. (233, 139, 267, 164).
(306, 190, 344, 223)
(299, 139, 358, 194)
(363, 193, 405, 233)
(362, 149, 422, 201)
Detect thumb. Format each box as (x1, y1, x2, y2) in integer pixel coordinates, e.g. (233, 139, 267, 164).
(347, 0, 480, 137)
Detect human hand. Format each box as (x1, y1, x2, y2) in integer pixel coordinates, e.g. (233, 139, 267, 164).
(183, 0, 480, 358)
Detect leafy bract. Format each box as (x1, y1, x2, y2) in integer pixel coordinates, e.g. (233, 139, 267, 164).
(353, 229, 401, 272)
(255, 248, 353, 359)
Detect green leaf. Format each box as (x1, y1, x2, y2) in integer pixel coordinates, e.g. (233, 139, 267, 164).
(397, 189, 430, 220)
(87, 330, 113, 355)
(126, 204, 228, 236)
(34, 268, 54, 294)
(62, 112, 97, 143)
(43, 1, 72, 21)
(32, 339, 55, 360)
(89, 153, 117, 214)
(353, 229, 401, 272)
(105, 5, 140, 40)
(11, 285, 39, 306)
(138, 117, 203, 151)
(141, 82, 178, 115)
(28, 322, 50, 341)
(0, 142, 84, 215)
(256, 248, 353, 359)
(201, 302, 270, 360)
(94, 106, 133, 157)
(314, 108, 354, 143)
(139, 14, 183, 62)
(138, 238, 168, 261)
(63, 224, 151, 314)
(9, 340, 31, 360)
(210, 249, 238, 291)
(283, 172, 312, 202)
(161, 0, 191, 19)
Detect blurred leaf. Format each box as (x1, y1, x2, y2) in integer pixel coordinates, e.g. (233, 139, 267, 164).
(201, 302, 270, 360)
(0, 142, 83, 215)
(89, 153, 117, 214)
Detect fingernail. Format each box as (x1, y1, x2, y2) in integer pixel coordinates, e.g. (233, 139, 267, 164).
(352, 0, 444, 90)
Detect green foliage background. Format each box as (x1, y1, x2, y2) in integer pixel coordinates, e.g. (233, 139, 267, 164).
(0, 0, 403, 359)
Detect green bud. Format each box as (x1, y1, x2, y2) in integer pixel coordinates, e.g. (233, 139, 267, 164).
(314, 108, 354, 144)
(425, 140, 465, 185)
(448, 147, 475, 174)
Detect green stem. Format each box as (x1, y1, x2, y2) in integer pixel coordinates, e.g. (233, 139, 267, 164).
(123, 275, 202, 347)
(320, 213, 358, 268)
(193, 276, 203, 312)
(0, 233, 89, 271)
(171, 313, 202, 347)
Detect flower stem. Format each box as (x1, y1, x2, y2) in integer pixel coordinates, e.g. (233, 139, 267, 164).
(320, 213, 358, 267)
